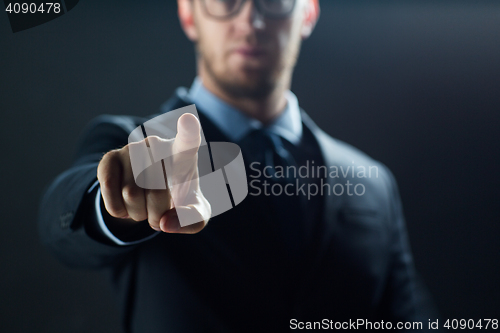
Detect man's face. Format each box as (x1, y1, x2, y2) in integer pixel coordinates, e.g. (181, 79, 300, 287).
(187, 0, 313, 98)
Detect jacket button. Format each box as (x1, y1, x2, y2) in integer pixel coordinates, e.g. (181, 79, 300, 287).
(60, 211, 74, 229)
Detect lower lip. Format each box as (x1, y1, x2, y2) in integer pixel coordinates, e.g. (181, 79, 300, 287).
(235, 50, 265, 57)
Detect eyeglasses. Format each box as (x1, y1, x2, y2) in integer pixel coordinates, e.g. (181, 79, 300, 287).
(200, 0, 297, 20)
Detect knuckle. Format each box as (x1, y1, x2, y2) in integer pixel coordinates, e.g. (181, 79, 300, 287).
(100, 151, 112, 162)
(147, 196, 171, 216)
(101, 149, 119, 163)
(147, 216, 159, 226)
(98, 151, 121, 178)
(148, 222, 160, 231)
(148, 190, 170, 205)
(127, 141, 139, 150)
(147, 135, 171, 147)
(106, 203, 127, 218)
(145, 136, 158, 145)
(116, 145, 130, 159)
(122, 185, 143, 202)
(99, 176, 119, 191)
(129, 211, 147, 222)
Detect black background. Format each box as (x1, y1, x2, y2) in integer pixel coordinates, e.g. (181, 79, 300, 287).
(0, 0, 498, 332)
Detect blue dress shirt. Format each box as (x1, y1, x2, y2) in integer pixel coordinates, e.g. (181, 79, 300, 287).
(188, 76, 303, 145)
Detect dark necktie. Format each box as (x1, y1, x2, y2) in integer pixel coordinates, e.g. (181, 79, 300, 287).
(239, 128, 305, 261)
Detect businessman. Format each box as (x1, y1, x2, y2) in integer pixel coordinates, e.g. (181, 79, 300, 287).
(39, 0, 437, 332)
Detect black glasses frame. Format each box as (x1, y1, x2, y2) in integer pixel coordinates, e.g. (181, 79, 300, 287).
(199, 0, 297, 20)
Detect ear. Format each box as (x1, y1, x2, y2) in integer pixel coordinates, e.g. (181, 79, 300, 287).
(300, 0, 320, 40)
(178, 0, 198, 41)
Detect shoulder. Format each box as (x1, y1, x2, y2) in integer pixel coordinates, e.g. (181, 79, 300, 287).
(75, 91, 192, 156)
(82, 88, 189, 137)
(302, 110, 394, 182)
(75, 114, 147, 157)
(83, 114, 145, 135)
(302, 111, 400, 219)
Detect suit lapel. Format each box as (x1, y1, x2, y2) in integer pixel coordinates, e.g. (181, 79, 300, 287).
(300, 111, 343, 228)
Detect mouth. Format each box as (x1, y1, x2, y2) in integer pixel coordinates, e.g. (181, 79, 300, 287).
(233, 46, 267, 58)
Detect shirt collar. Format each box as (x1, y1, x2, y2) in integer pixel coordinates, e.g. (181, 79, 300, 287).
(188, 77, 303, 145)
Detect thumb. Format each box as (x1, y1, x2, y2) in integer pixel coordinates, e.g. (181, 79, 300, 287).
(173, 113, 201, 155)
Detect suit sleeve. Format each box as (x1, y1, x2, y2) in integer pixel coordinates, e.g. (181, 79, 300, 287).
(378, 166, 439, 329)
(37, 115, 156, 269)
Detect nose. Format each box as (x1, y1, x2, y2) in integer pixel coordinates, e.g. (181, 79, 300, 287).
(234, 0, 266, 32)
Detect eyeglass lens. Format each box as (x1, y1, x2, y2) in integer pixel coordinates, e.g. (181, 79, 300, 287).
(202, 0, 296, 19)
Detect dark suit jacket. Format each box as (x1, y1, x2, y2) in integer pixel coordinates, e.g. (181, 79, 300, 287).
(38, 88, 436, 332)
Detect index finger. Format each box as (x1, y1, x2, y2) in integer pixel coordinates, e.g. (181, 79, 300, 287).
(172, 113, 201, 156)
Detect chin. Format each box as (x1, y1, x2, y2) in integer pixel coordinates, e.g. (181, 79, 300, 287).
(207, 57, 277, 98)
(236, 64, 274, 85)
(227, 80, 274, 99)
